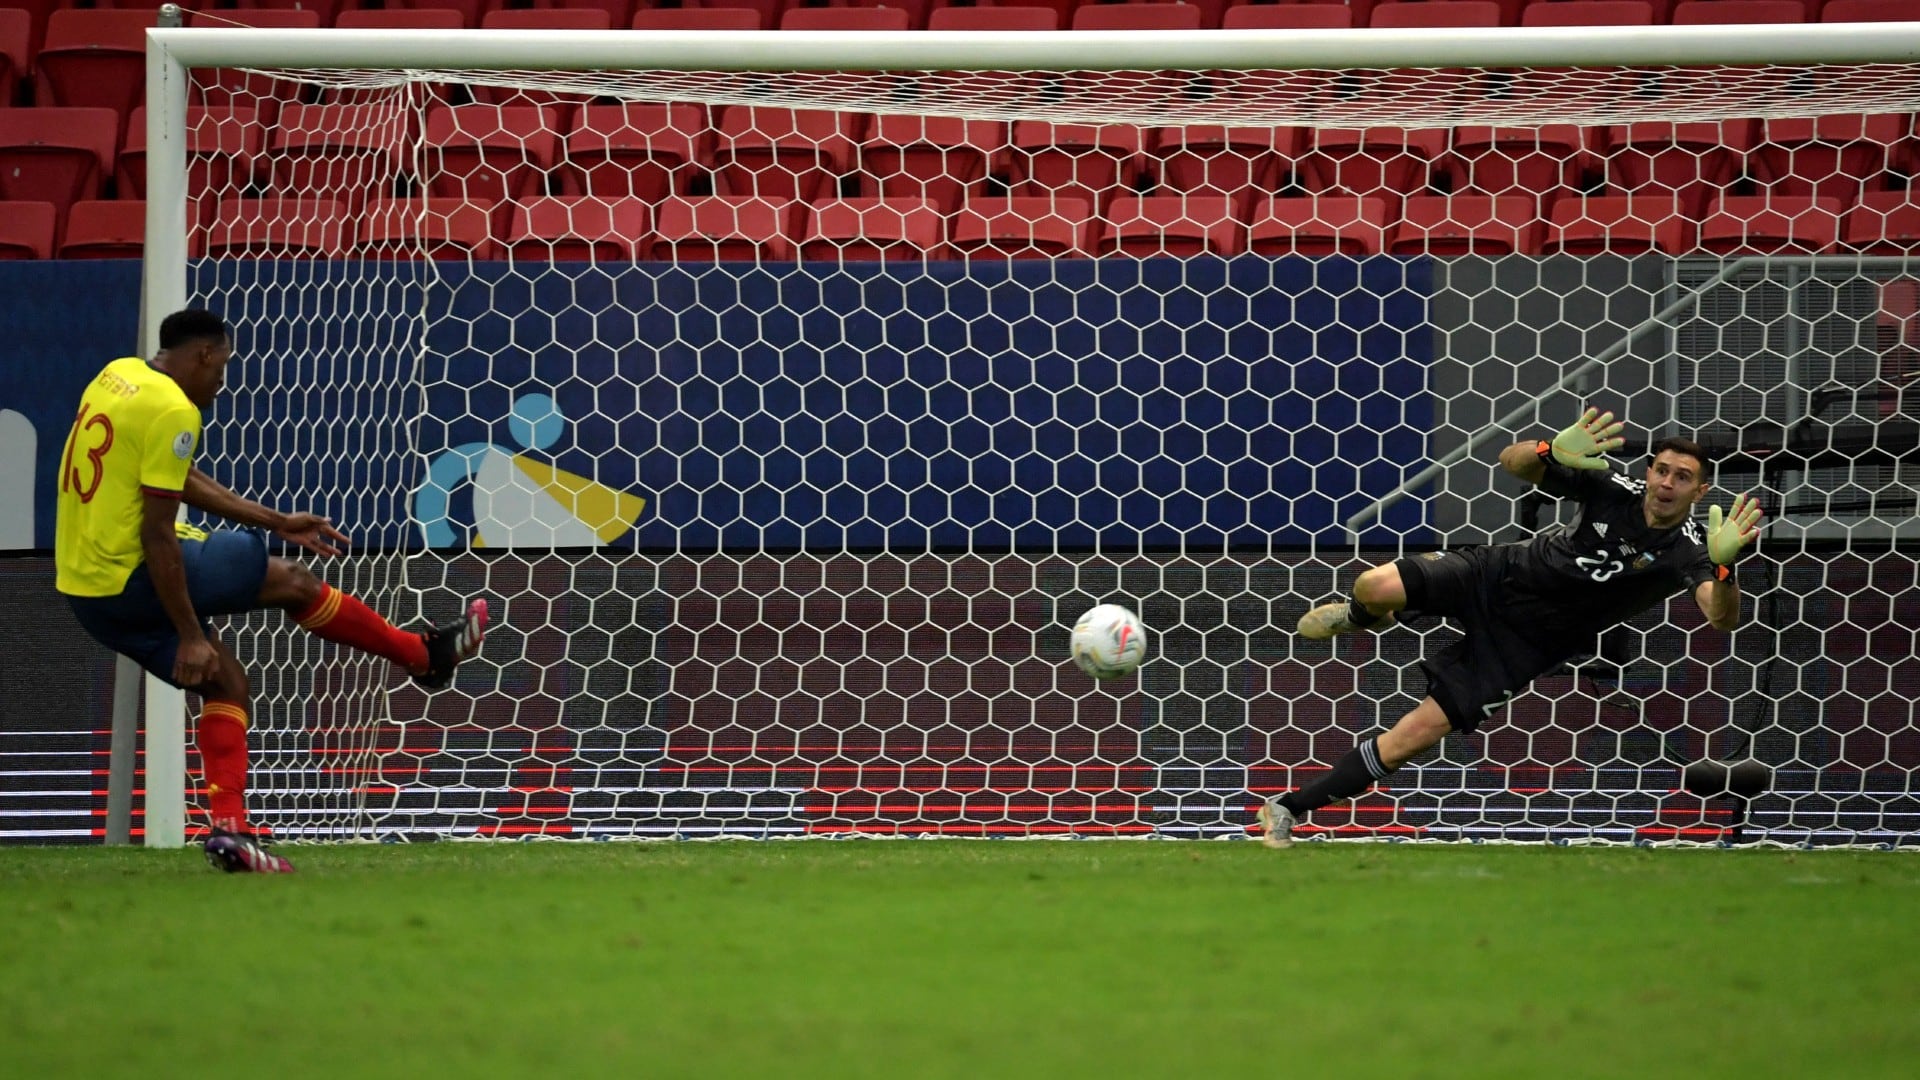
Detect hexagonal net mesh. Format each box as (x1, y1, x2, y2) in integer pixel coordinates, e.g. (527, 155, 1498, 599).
(171, 54, 1919, 846)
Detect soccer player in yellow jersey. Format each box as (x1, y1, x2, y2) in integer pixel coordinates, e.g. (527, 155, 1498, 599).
(56, 309, 489, 873)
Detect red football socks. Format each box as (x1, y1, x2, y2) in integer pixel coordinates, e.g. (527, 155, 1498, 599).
(294, 583, 429, 670)
(199, 701, 250, 834)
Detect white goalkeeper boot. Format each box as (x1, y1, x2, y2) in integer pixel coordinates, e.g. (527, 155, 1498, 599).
(1256, 798, 1297, 849)
(1297, 601, 1395, 640)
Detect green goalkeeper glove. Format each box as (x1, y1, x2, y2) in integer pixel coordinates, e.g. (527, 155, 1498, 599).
(1543, 408, 1627, 471)
(1706, 492, 1764, 566)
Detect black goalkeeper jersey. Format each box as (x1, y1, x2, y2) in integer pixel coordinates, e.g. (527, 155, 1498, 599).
(1492, 461, 1721, 650)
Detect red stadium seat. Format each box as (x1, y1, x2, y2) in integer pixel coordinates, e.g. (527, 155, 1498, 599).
(1541, 195, 1691, 255)
(0, 8, 29, 108)
(34, 10, 151, 134)
(1839, 189, 1920, 254)
(505, 196, 651, 262)
(225, 0, 346, 25)
(204, 198, 352, 258)
(118, 106, 263, 231)
(1441, 126, 1591, 197)
(0, 107, 116, 221)
(801, 197, 946, 261)
(1696, 194, 1843, 255)
(1153, 126, 1304, 203)
(712, 107, 865, 203)
(1007, 123, 1143, 214)
(355, 198, 501, 260)
(1070, 3, 1205, 30)
(1605, 120, 1760, 217)
(1671, 1, 1806, 23)
(335, 9, 471, 30)
(1821, 0, 1915, 20)
(481, 8, 612, 30)
(952, 0, 1076, 30)
(0, 201, 54, 260)
(1247, 196, 1387, 256)
(1099, 195, 1243, 257)
(525, 0, 638, 28)
(926, 5, 1060, 29)
(562, 104, 710, 201)
(1370, 1, 1501, 27)
(424, 105, 564, 207)
(683, 0, 788, 30)
(1388, 194, 1542, 255)
(1297, 128, 1447, 202)
(1520, 1, 1655, 25)
(859, 116, 1003, 208)
(815, 0, 934, 32)
(948, 196, 1092, 259)
(3, 0, 61, 65)
(58, 199, 145, 259)
(267, 104, 415, 216)
(779, 6, 912, 30)
(1753, 114, 1912, 202)
(190, 9, 323, 29)
(650, 196, 801, 261)
(1220, 3, 1355, 29)
(629, 8, 765, 30)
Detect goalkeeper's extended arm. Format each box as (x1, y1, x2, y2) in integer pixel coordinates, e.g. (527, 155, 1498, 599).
(1697, 493, 1763, 630)
(1499, 408, 1627, 483)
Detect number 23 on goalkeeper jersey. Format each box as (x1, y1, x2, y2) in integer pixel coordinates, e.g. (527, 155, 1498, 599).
(54, 358, 203, 598)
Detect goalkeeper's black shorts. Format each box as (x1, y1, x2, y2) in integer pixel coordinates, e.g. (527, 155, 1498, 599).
(1393, 547, 1572, 733)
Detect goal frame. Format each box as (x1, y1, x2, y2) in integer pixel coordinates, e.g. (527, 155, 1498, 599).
(127, 15, 1920, 848)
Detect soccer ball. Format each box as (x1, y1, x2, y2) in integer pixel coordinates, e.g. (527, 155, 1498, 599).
(1070, 604, 1148, 680)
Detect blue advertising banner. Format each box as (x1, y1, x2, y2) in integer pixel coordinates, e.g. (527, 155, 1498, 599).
(1, 257, 1433, 552)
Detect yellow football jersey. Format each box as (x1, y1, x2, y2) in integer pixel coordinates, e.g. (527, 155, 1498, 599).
(54, 358, 204, 597)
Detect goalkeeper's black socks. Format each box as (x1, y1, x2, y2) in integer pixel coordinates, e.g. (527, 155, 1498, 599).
(1346, 596, 1386, 628)
(1279, 736, 1397, 816)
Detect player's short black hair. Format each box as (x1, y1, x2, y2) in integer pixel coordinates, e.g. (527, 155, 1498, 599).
(159, 309, 230, 350)
(1649, 436, 1712, 480)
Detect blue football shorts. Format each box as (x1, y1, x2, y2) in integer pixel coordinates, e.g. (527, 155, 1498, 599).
(67, 529, 269, 688)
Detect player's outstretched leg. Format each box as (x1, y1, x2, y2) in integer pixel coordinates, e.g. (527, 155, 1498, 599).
(1297, 563, 1407, 640)
(1256, 697, 1450, 849)
(412, 597, 489, 690)
(262, 558, 487, 690)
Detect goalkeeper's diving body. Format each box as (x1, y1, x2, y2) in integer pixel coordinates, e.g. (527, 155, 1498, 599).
(54, 309, 490, 873)
(1257, 409, 1764, 848)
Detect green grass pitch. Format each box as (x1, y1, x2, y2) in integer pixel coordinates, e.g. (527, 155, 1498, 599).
(4, 841, 1916, 1079)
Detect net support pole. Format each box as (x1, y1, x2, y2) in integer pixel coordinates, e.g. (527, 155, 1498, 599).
(104, 655, 142, 845)
(136, 4, 191, 849)
(1344, 254, 1920, 541)
(1343, 257, 1763, 541)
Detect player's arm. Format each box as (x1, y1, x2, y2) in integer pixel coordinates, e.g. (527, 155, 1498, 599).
(1695, 493, 1764, 631)
(1694, 576, 1741, 631)
(1502, 408, 1627, 488)
(185, 466, 348, 556)
(142, 490, 217, 687)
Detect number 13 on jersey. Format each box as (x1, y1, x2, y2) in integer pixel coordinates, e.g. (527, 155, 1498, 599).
(61, 402, 116, 503)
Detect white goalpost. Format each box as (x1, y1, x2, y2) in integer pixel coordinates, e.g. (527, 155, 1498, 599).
(131, 15, 1920, 847)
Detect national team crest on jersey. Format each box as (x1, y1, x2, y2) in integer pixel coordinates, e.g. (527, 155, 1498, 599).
(1632, 553, 1655, 570)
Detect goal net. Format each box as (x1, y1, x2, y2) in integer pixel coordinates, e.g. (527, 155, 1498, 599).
(148, 23, 1920, 846)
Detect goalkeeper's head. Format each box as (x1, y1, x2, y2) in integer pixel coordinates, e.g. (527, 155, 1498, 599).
(1645, 436, 1711, 527)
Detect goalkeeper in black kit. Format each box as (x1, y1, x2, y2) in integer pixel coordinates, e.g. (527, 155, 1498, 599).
(1257, 409, 1765, 848)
